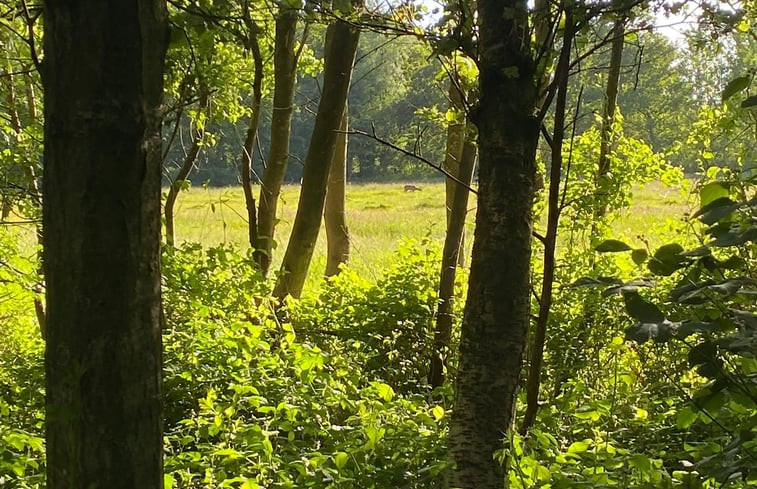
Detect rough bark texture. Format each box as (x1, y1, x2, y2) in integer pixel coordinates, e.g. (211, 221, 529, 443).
(448, 0, 539, 486)
(273, 21, 359, 299)
(241, 36, 264, 249)
(521, 15, 574, 434)
(42, 1, 167, 488)
(255, 8, 299, 275)
(429, 134, 476, 389)
(324, 107, 350, 277)
(165, 89, 210, 246)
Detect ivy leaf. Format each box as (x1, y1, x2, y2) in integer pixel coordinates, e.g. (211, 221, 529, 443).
(623, 292, 665, 323)
(595, 239, 632, 252)
(721, 75, 750, 102)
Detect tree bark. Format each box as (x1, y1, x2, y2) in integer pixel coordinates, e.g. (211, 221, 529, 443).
(429, 132, 476, 389)
(520, 13, 575, 434)
(443, 79, 466, 224)
(448, 0, 539, 486)
(165, 88, 210, 246)
(255, 8, 299, 275)
(324, 106, 350, 277)
(241, 35, 264, 249)
(273, 20, 359, 299)
(595, 18, 625, 219)
(42, 1, 167, 488)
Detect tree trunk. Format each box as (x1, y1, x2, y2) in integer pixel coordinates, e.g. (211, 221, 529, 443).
(443, 79, 466, 224)
(448, 0, 539, 486)
(165, 89, 210, 246)
(241, 35, 264, 249)
(324, 106, 350, 277)
(3, 47, 45, 336)
(255, 8, 299, 275)
(520, 14, 575, 434)
(42, 2, 167, 488)
(429, 132, 476, 389)
(273, 20, 359, 299)
(595, 18, 625, 219)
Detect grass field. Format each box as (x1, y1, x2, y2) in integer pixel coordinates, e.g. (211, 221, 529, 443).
(167, 180, 693, 288)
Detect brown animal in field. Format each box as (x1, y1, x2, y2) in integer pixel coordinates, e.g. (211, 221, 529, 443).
(404, 184, 421, 192)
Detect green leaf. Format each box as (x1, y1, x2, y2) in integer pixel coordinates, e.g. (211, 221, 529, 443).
(569, 276, 623, 288)
(741, 95, 757, 108)
(164, 475, 174, 489)
(334, 451, 349, 470)
(721, 75, 750, 102)
(595, 239, 632, 252)
(699, 182, 730, 208)
(431, 405, 445, 421)
(623, 292, 665, 323)
(625, 322, 675, 343)
(631, 248, 648, 266)
(370, 381, 395, 402)
(676, 406, 698, 428)
(648, 243, 686, 276)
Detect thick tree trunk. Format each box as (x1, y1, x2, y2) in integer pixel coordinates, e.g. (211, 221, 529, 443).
(429, 133, 476, 389)
(165, 89, 210, 246)
(324, 107, 350, 277)
(42, 1, 167, 488)
(448, 0, 539, 486)
(273, 20, 359, 299)
(521, 15, 574, 434)
(255, 8, 299, 275)
(241, 36, 264, 249)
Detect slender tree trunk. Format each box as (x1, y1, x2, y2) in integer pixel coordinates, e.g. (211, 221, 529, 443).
(241, 35, 264, 249)
(520, 14, 575, 434)
(324, 106, 350, 277)
(595, 18, 625, 220)
(443, 80, 466, 224)
(442, 79, 468, 267)
(165, 89, 210, 246)
(448, 0, 539, 486)
(273, 20, 359, 299)
(256, 8, 299, 275)
(4, 53, 45, 335)
(429, 132, 476, 389)
(42, 2, 167, 488)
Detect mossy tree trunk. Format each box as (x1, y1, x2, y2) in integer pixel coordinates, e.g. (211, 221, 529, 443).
(273, 20, 359, 299)
(42, 1, 167, 487)
(324, 106, 350, 277)
(255, 7, 300, 275)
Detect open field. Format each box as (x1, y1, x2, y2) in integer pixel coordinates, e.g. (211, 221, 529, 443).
(168, 180, 693, 287)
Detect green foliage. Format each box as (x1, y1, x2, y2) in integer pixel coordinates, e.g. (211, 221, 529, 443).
(0, 240, 451, 488)
(290, 238, 443, 392)
(581, 169, 757, 485)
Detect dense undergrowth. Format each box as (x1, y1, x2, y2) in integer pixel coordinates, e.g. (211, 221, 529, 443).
(0, 208, 753, 487)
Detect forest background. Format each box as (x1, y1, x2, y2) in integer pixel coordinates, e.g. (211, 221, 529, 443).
(1, 0, 757, 488)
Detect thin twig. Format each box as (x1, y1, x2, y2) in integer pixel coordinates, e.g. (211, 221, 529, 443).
(346, 125, 478, 195)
